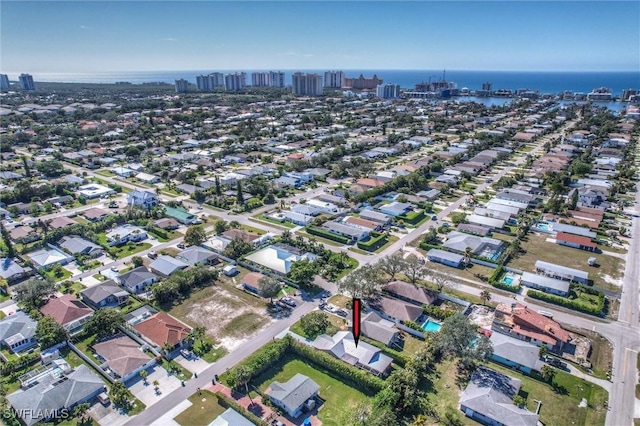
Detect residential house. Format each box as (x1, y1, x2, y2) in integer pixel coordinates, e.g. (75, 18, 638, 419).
(80, 280, 129, 309)
(360, 312, 399, 347)
(77, 183, 115, 199)
(133, 312, 192, 351)
(426, 249, 464, 268)
(492, 302, 570, 352)
(177, 246, 219, 265)
(9, 226, 40, 244)
(381, 280, 437, 306)
(149, 255, 189, 277)
(555, 232, 597, 252)
(369, 295, 423, 325)
(312, 331, 393, 377)
(154, 218, 180, 230)
(83, 207, 110, 222)
(378, 201, 413, 217)
(222, 229, 271, 246)
(93, 334, 156, 382)
(306, 199, 342, 214)
(0, 311, 38, 354)
(48, 216, 77, 229)
(127, 190, 159, 209)
(281, 210, 314, 226)
(0, 258, 30, 282)
(28, 246, 74, 269)
(165, 207, 198, 225)
(244, 243, 317, 275)
(489, 332, 545, 375)
(323, 221, 369, 243)
(209, 408, 254, 426)
(443, 231, 504, 258)
(117, 266, 159, 294)
(135, 172, 160, 184)
(7, 363, 104, 426)
(456, 223, 492, 237)
(106, 225, 148, 246)
(495, 189, 536, 205)
(267, 374, 320, 418)
(58, 235, 104, 257)
(520, 272, 570, 297)
(242, 271, 266, 294)
(39, 294, 94, 335)
(359, 209, 392, 224)
(459, 366, 539, 426)
(534, 260, 589, 284)
(466, 214, 506, 230)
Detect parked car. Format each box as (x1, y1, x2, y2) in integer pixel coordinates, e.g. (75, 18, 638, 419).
(336, 309, 348, 317)
(280, 297, 297, 307)
(177, 243, 186, 249)
(148, 251, 158, 259)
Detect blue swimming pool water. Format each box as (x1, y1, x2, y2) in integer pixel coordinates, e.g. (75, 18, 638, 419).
(537, 223, 552, 231)
(422, 319, 442, 332)
(502, 276, 514, 285)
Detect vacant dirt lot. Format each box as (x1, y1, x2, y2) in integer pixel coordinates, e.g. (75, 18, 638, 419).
(169, 280, 274, 352)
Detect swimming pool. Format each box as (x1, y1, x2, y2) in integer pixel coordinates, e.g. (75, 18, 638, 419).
(421, 319, 442, 332)
(537, 223, 552, 231)
(501, 272, 520, 286)
(503, 276, 514, 285)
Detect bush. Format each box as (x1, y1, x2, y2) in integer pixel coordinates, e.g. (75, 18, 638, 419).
(488, 265, 504, 283)
(527, 290, 604, 316)
(403, 321, 423, 331)
(422, 304, 457, 320)
(357, 231, 387, 251)
(492, 281, 521, 293)
(225, 339, 290, 389)
(398, 210, 425, 225)
(306, 226, 350, 244)
(360, 337, 410, 366)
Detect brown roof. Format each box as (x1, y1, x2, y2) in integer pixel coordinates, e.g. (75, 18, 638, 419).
(83, 208, 110, 220)
(9, 227, 33, 240)
(242, 272, 266, 288)
(48, 216, 77, 229)
(154, 218, 179, 229)
(40, 295, 93, 326)
(555, 232, 596, 248)
(222, 229, 260, 243)
(356, 178, 385, 188)
(133, 312, 192, 347)
(371, 296, 423, 322)
(344, 216, 379, 230)
(496, 302, 570, 345)
(382, 280, 438, 306)
(93, 334, 151, 378)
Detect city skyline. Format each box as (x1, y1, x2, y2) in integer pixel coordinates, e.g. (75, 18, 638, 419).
(1, 1, 639, 73)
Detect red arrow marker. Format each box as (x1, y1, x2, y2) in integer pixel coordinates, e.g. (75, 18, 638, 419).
(352, 298, 361, 347)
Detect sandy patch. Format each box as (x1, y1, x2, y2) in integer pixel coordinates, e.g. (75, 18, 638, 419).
(182, 287, 274, 351)
(601, 274, 623, 287)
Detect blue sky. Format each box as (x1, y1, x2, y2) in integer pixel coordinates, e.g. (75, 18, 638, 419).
(1, 1, 639, 72)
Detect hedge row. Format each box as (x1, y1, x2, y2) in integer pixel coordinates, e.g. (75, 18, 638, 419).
(214, 392, 270, 426)
(488, 265, 504, 283)
(492, 281, 522, 293)
(527, 290, 604, 316)
(357, 232, 387, 250)
(225, 339, 290, 389)
(398, 210, 425, 225)
(288, 337, 386, 393)
(403, 321, 423, 331)
(0, 351, 41, 375)
(306, 226, 351, 244)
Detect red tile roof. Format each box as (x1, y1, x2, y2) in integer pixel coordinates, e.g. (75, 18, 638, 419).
(133, 312, 192, 347)
(496, 302, 570, 346)
(356, 178, 385, 188)
(40, 295, 93, 326)
(555, 232, 596, 248)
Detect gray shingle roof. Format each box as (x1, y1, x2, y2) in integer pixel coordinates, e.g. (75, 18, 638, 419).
(59, 236, 102, 255)
(7, 365, 104, 426)
(80, 280, 129, 305)
(117, 266, 158, 291)
(490, 332, 544, 372)
(0, 258, 26, 279)
(268, 374, 319, 413)
(177, 246, 217, 265)
(0, 311, 37, 346)
(149, 255, 189, 276)
(460, 367, 538, 426)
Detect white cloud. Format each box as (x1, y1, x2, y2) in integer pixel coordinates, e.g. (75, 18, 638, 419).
(79, 25, 91, 30)
(161, 37, 177, 42)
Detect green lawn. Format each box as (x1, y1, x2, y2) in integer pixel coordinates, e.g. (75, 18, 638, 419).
(94, 169, 115, 177)
(253, 214, 297, 228)
(148, 229, 182, 243)
(160, 358, 194, 380)
(174, 390, 226, 426)
(289, 314, 347, 339)
(108, 242, 153, 259)
(296, 231, 345, 247)
(250, 355, 373, 426)
(327, 294, 350, 309)
(43, 268, 73, 282)
(424, 359, 476, 426)
(508, 233, 624, 291)
(238, 224, 267, 235)
(92, 273, 107, 282)
(486, 361, 608, 426)
(193, 338, 227, 363)
(221, 313, 264, 337)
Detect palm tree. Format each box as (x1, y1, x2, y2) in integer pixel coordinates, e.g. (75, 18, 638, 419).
(162, 341, 174, 359)
(480, 289, 492, 305)
(153, 379, 160, 390)
(234, 365, 253, 403)
(541, 365, 556, 383)
(139, 369, 148, 384)
(464, 247, 472, 266)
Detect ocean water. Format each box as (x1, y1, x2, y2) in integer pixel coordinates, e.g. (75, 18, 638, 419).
(15, 69, 640, 95)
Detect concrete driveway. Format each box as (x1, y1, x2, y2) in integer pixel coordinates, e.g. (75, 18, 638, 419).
(173, 352, 211, 375)
(127, 364, 182, 406)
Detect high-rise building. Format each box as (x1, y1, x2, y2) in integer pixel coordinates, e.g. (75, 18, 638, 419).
(621, 89, 638, 102)
(251, 72, 271, 87)
(0, 74, 9, 90)
(482, 82, 492, 92)
(324, 70, 344, 88)
(225, 72, 247, 91)
(269, 71, 285, 88)
(18, 73, 35, 90)
(343, 74, 383, 90)
(196, 73, 225, 91)
(376, 84, 400, 99)
(174, 79, 189, 93)
(292, 73, 323, 96)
